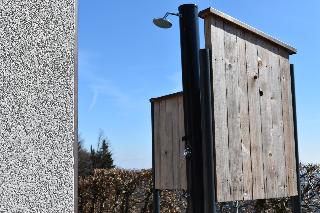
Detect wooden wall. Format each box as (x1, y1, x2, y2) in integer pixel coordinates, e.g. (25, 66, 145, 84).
(152, 13, 297, 202)
(152, 94, 187, 190)
(204, 15, 297, 202)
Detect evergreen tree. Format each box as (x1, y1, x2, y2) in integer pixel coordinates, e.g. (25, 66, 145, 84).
(78, 131, 115, 176)
(91, 131, 115, 170)
(99, 139, 114, 169)
(90, 145, 97, 171)
(78, 135, 92, 177)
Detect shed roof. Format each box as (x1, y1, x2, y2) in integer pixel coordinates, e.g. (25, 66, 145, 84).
(150, 91, 183, 103)
(199, 7, 297, 55)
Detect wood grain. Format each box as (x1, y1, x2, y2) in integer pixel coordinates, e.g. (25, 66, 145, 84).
(153, 102, 161, 189)
(153, 96, 187, 190)
(257, 37, 274, 198)
(279, 48, 298, 196)
(268, 43, 287, 198)
(245, 32, 265, 199)
(224, 23, 242, 201)
(178, 95, 187, 189)
(171, 97, 180, 188)
(207, 16, 232, 202)
(160, 99, 171, 188)
(237, 28, 252, 201)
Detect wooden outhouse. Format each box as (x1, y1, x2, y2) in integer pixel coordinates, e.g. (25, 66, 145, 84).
(151, 7, 298, 202)
(150, 92, 187, 190)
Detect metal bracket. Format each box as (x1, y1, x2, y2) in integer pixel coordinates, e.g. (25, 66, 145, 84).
(184, 147, 192, 158)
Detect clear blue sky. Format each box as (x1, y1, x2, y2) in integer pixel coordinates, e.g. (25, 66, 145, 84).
(79, 0, 320, 169)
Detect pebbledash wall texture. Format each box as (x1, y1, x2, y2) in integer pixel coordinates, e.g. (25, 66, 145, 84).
(0, 1, 77, 212)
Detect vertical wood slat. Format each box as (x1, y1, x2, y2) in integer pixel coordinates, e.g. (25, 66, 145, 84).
(153, 102, 161, 189)
(206, 16, 231, 202)
(237, 28, 252, 201)
(257, 38, 274, 199)
(280, 49, 298, 196)
(178, 95, 187, 189)
(158, 99, 171, 189)
(172, 96, 180, 188)
(245, 32, 265, 200)
(224, 23, 242, 201)
(268, 43, 287, 198)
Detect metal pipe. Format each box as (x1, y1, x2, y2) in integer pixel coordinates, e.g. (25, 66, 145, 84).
(200, 49, 217, 213)
(290, 64, 302, 213)
(178, 4, 204, 213)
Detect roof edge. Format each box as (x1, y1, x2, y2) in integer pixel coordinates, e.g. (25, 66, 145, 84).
(150, 91, 183, 103)
(199, 7, 297, 55)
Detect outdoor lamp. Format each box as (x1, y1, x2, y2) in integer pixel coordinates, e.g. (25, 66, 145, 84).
(153, 12, 180, 29)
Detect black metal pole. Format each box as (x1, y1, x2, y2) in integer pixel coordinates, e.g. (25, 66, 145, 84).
(151, 102, 160, 213)
(290, 64, 302, 213)
(178, 4, 204, 213)
(199, 49, 217, 213)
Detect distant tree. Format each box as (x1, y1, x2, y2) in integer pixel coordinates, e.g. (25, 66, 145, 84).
(78, 135, 92, 177)
(90, 145, 97, 172)
(94, 130, 114, 169)
(78, 131, 115, 176)
(98, 138, 114, 169)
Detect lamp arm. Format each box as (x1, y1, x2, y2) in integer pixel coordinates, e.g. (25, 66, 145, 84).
(163, 12, 181, 19)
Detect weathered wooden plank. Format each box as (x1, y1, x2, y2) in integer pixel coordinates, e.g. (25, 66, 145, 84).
(237, 28, 252, 201)
(153, 102, 161, 189)
(159, 100, 171, 188)
(257, 38, 275, 198)
(207, 16, 232, 202)
(178, 95, 187, 189)
(158, 100, 166, 189)
(224, 23, 242, 201)
(245, 32, 265, 199)
(171, 97, 180, 189)
(268, 44, 287, 198)
(165, 98, 175, 189)
(279, 48, 298, 196)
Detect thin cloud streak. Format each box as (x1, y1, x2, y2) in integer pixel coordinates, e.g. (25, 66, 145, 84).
(79, 49, 141, 112)
(88, 80, 130, 111)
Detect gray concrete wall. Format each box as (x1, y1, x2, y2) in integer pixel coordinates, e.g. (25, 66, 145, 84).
(0, 1, 77, 212)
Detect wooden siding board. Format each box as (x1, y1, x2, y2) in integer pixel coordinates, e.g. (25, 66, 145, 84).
(245, 32, 265, 199)
(178, 95, 187, 189)
(166, 98, 175, 189)
(269, 44, 287, 198)
(207, 16, 232, 202)
(237, 28, 252, 201)
(224, 22, 243, 201)
(171, 97, 180, 189)
(154, 102, 161, 189)
(257, 38, 274, 198)
(280, 49, 298, 196)
(159, 100, 169, 188)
